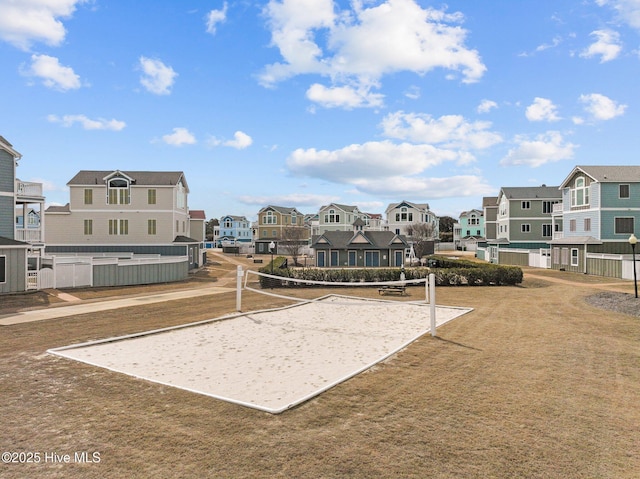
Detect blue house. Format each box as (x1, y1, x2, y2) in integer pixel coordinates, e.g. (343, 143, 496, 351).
(218, 215, 252, 246)
(550, 165, 640, 274)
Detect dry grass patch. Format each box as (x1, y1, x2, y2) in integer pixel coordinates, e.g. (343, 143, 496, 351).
(0, 263, 639, 478)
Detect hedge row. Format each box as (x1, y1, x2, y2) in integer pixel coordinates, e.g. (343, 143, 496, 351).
(258, 256, 522, 288)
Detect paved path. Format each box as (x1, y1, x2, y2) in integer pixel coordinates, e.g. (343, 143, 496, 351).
(0, 283, 236, 326)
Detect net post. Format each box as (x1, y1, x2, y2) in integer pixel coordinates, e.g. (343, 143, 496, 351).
(236, 265, 243, 312)
(429, 273, 436, 337)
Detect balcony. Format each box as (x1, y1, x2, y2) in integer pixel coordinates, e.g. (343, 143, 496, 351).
(15, 181, 43, 199)
(15, 228, 43, 243)
(552, 203, 564, 214)
(553, 231, 563, 240)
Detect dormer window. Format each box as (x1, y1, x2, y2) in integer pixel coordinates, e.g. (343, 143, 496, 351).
(107, 177, 130, 205)
(571, 176, 589, 208)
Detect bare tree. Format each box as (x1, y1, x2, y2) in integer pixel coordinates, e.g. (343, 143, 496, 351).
(405, 222, 435, 260)
(279, 226, 309, 266)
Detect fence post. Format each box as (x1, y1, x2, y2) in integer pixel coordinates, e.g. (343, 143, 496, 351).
(429, 273, 436, 337)
(236, 265, 243, 312)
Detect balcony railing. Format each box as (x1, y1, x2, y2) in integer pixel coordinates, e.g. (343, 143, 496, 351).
(552, 203, 563, 213)
(15, 181, 43, 197)
(553, 231, 563, 240)
(15, 228, 43, 243)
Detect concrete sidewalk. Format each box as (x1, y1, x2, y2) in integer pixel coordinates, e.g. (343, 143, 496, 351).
(0, 284, 235, 326)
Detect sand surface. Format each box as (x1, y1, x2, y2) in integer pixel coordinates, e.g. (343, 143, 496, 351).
(50, 295, 472, 413)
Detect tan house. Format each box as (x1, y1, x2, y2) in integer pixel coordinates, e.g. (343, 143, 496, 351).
(255, 205, 308, 254)
(45, 170, 203, 269)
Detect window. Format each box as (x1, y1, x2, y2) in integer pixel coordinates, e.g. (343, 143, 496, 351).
(0, 256, 5, 283)
(148, 189, 157, 205)
(107, 178, 130, 205)
(521, 224, 531, 233)
(521, 201, 531, 210)
(543, 201, 558, 214)
(571, 176, 589, 207)
(325, 209, 340, 223)
(620, 184, 630, 199)
(263, 211, 277, 224)
(224, 219, 232, 228)
(84, 189, 93, 205)
(569, 219, 576, 232)
(542, 224, 552, 237)
(584, 218, 591, 232)
(109, 219, 128, 235)
(83, 219, 93, 235)
(272, 230, 277, 237)
(561, 248, 569, 266)
(148, 219, 157, 235)
(176, 182, 186, 209)
(615, 217, 634, 235)
(292, 213, 297, 225)
(571, 248, 579, 267)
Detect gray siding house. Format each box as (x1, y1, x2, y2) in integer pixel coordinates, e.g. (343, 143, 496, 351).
(550, 165, 640, 274)
(311, 230, 409, 268)
(0, 136, 29, 294)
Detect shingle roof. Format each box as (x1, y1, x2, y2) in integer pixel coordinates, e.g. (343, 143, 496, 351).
(574, 165, 640, 183)
(0, 236, 29, 247)
(0, 135, 21, 159)
(189, 210, 206, 220)
(500, 186, 561, 200)
(482, 196, 498, 207)
(260, 205, 301, 215)
(45, 203, 70, 213)
(67, 170, 186, 187)
(173, 235, 200, 243)
(312, 230, 408, 249)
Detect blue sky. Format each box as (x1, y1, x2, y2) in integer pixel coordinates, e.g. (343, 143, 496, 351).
(2, 0, 639, 221)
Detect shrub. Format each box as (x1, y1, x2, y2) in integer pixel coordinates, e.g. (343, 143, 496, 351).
(256, 259, 523, 288)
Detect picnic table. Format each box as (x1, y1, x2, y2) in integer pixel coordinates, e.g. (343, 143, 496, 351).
(378, 285, 406, 296)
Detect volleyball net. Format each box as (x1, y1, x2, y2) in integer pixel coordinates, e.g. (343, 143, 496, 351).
(233, 266, 439, 337)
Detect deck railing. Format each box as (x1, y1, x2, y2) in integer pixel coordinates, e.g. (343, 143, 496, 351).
(15, 181, 43, 197)
(15, 228, 43, 243)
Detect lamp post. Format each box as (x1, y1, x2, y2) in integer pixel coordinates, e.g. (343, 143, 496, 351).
(269, 241, 275, 288)
(629, 234, 638, 298)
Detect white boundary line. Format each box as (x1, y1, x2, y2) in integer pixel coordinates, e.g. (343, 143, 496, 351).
(48, 294, 473, 414)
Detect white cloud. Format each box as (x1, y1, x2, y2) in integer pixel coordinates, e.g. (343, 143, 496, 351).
(238, 193, 340, 207)
(500, 131, 577, 168)
(162, 127, 196, 146)
(0, 0, 85, 50)
(139, 56, 177, 95)
(535, 35, 562, 52)
(351, 175, 495, 199)
(380, 111, 503, 150)
(23, 54, 81, 91)
(287, 140, 465, 184)
(306, 83, 384, 109)
(404, 86, 421, 100)
(477, 99, 497, 114)
(579, 93, 627, 120)
(208, 131, 254, 149)
(225, 131, 253, 149)
(596, 0, 640, 30)
(261, 0, 485, 107)
(47, 114, 126, 131)
(580, 29, 622, 62)
(206, 3, 228, 35)
(525, 97, 560, 122)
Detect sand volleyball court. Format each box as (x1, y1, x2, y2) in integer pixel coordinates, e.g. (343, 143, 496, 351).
(49, 295, 472, 413)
